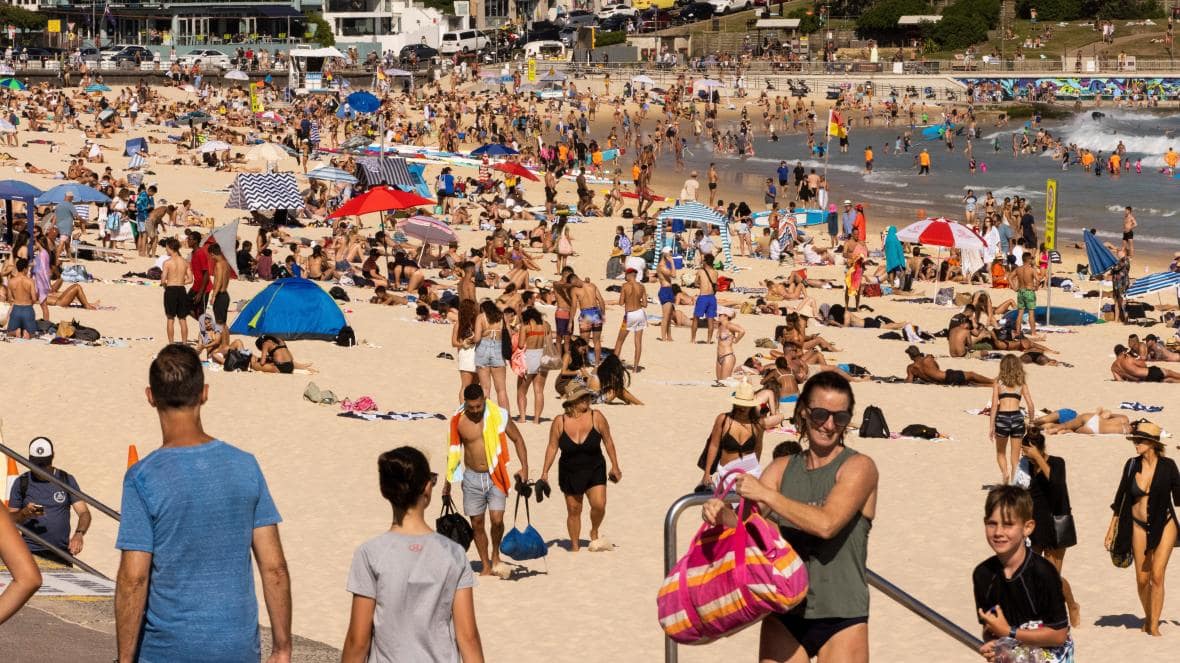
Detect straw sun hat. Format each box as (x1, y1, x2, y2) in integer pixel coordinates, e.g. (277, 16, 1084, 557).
(731, 381, 758, 408)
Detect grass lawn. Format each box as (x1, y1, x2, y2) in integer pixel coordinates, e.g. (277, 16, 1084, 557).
(923, 19, 1163, 60)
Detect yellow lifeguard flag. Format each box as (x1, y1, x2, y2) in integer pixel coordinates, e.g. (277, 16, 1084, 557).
(827, 109, 843, 137)
(249, 82, 264, 113)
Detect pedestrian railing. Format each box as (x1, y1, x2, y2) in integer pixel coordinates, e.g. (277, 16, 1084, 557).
(1, 440, 120, 579)
(553, 57, 1180, 76)
(662, 492, 982, 662)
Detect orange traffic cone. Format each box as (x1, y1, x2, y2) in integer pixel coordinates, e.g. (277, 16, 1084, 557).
(4, 457, 18, 508)
(127, 444, 139, 468)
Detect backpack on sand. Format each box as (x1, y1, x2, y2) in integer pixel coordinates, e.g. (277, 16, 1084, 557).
(859, 405, 890, 438)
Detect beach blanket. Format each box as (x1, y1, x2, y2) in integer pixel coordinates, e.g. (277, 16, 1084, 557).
(338, 411, 446, 421)
(1121, 401, 1164, 413)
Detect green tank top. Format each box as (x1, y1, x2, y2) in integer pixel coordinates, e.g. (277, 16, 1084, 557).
(776, 446, 871, 619)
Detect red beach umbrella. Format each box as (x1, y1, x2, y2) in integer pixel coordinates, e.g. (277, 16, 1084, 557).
(492, 162, 539, 181)
(328, 186, 435, 219)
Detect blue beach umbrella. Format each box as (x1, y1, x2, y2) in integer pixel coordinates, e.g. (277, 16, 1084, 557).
(85, 83, 111, 93)
(346, 91, 380, 114)
(0, 78, 26, 91)
(1126, 271, 1180, 299)
(470, 143, 518, 157)
(35, 183, 111, 205)
(1083, 230, 1116, 276)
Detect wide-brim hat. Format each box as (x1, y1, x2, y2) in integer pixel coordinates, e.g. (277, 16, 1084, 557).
(731, 381, 757, 407)
(562, 382, 594, 405)
(1128, 420, 1162, 444)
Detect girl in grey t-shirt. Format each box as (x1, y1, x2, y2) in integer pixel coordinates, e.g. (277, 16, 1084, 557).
(341, 447, 483, 663)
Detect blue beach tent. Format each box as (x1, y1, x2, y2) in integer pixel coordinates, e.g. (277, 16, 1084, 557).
(230, 278, 347, 341)
(124, 137, 148, 156)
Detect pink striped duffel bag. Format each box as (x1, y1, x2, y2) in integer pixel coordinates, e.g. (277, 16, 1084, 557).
(656, 489, 809, 644)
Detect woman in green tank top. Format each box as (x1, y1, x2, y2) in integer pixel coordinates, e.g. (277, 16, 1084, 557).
(704, 372, 878, 663)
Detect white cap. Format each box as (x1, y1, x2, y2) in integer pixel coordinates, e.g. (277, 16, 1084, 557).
(661, 246, 672, 253)
(29, 437, 54, 459)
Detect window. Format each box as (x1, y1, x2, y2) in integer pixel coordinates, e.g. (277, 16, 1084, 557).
(485, 0, 509, 19)
(337, 17, 392, 36)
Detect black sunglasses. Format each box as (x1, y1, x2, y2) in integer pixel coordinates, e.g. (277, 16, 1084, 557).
(429, 472, 439, 483)
(806, 407, 853, 428)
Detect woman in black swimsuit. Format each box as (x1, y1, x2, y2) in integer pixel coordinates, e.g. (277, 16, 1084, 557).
(698, 382, 765, 489)
(1021, 428, 1081, 627)
(540, 383, 622, 553)
(252, 335, 312, 374)
(1105, 420, 1180, 636)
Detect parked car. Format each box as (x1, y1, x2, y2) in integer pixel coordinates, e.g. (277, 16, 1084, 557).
(78, 47, 101, 64)
(439, 29, 489, 54)
(398, 43, 438, 65)
(599, 14, 634, 31)
(112, 45, 154, 66)
(677, 2, 716, 22)
(563, 10, 599, 28)
(180, 49, 231, 70)
(597, 3, 637, 20)
(707, 0, 752, 13)
(98, 44, 127, 62)
(526, 21, 563, 42)
(14, 47, 57, 61)
(558, 26, 579, 47)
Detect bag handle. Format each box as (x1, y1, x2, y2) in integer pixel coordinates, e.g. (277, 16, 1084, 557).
(513, 489, 531, 528)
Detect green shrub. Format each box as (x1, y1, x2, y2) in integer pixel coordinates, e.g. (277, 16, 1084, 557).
(929, 11, 989, 50)
(306, 12, 335, 47)
(855, 0, 933, 33)
(788, 6, 822, 34)
(1080, 0, 1165, 19)
(594, 30, 627, 48)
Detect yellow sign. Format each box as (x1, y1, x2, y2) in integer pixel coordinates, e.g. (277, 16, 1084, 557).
(1044, 179, 1057, 251)
(249, 82, 264, 113)
(526, 57, 536, 82)
(47, 20, 61, 34)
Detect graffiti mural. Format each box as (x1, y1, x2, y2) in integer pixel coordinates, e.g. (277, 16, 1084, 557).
(959, 77, 1180, 101)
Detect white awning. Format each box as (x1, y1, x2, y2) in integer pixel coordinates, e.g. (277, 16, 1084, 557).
(755, 18, 801, 29)
(289, 47, 346, 59)
(897, 15, 942, 25)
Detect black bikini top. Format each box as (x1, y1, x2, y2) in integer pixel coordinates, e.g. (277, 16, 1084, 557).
(719, 416, 756, 455)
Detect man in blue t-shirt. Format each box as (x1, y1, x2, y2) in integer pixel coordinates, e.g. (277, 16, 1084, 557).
(115, 344, 292, 663)
(8, 436, 92, 566)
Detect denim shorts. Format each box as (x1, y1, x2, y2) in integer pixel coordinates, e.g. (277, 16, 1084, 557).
(474, 337, 505, 368)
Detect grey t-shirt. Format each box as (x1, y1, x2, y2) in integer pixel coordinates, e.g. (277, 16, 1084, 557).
(346, 531, 475, 662)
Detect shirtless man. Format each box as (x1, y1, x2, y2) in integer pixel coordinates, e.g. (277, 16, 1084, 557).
(544, 169, 558, 216)
(707, 162, 719, 205)
(209, 243, 231, 350)
(904, 345, 993, 386)
(656, 247, 676, 342)
(145, 204, 175, 256)
(574, 274, 607, 364)
(553, 270, 576, 355)
(6, 258, 38, 339)
(457, 261, 477, 303)
(1010, 259, 1040, 335)
(161, 238, 193, 343)
(442, 384, 529, 578)
(948, 316, 1001, 357)
(1111, 344, 1180, 382)
(691, 253, 718, 344)
(1122, 206, 1137, 257)
(1144, 334, 1180, 362)
(613, 267, 647, 370)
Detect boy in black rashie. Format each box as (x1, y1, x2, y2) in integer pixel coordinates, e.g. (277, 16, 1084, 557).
(973, 486, 1074, 662)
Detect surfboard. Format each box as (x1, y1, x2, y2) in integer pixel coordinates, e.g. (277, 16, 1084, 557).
(752, 209, 827, 227)
(1003, 307, 1101, 327)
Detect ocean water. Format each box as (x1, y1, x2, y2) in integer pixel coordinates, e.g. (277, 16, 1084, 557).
(694, 110, 1180, 248)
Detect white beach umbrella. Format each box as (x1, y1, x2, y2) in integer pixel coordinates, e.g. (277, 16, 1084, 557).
(631, 74, 655, 85)
(246, 143, 290, 163)
(694, 79, 723, 89)
(225, 70, 250, 81)
(198, 140, 232, 153)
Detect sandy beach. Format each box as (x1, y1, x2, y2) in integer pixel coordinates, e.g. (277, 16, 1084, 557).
(1, 75, 1178, 663)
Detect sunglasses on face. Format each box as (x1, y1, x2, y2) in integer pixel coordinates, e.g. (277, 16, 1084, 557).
(429, 472, 439, 484)
(806, 407, 853, 428)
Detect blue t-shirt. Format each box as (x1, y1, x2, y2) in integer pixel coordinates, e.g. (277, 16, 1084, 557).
(55, 201, 77, 236)
(7, 469, 79, 553)
(776, 165, 790, 182)
(997, 223, 1013, 255)
(116, 440, 281, 663)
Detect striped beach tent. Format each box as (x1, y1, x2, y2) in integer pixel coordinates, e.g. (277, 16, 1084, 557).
(225, 173, 304, 211)
(356, 156, 415, 189)
(1126, 271, 1180, 299)
(127, 153, 148, 170)
(307, 166, 358, 184)
(652, 201, 734, 271)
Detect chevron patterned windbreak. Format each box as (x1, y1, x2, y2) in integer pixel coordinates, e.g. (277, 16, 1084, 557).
(225, 173, 304, 211)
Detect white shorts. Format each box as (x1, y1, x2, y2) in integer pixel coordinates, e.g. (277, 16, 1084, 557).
(524, 348, 543, 375)
(456, 346, 476, 373)
(624, 309, 648, 332)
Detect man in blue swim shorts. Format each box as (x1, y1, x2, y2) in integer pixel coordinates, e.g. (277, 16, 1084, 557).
(691, 253, 719, 344)
(574, 274, 607, 363)
(6, 258, 39, 339)
(657, 246, 677, 342)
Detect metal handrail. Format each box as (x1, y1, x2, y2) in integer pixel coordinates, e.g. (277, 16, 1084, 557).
(12, 523, 111, 580)
(0, 442, 121, 521)
(663, 492, 982, 662)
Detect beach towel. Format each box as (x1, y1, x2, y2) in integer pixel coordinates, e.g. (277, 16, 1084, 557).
(884, 226, 906, 274)
(447, 401, 512, 496)
(338, 411, 446, 422)
(1121, 401, 1164, 413)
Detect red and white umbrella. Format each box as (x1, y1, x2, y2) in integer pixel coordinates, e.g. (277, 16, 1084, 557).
(895, 217, 987, 250)
(397, 215, 457, 246)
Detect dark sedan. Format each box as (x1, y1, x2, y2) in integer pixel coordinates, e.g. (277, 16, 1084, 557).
(678, 2, 716, 22)
(399, 43, 438, 65)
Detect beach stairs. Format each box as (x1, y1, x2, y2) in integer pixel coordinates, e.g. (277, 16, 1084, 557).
(0, 558, 341, 662)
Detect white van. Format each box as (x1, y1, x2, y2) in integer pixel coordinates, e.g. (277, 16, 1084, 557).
(439, 30, 489, 55)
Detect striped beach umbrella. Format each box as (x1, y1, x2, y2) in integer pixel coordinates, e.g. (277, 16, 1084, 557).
(1125, 271, 1180, 299)
(0, 78, 26, 91)
(895, 217, 987, 251)
(307, 166, 358, 184)
(397, 216, 457, 246)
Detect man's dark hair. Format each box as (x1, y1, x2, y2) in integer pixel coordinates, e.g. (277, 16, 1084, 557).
(463, 383, 484, 401)
(149, 343, 204, 410)
(15, 257, 27, 272)
(209, 243, 222, 256)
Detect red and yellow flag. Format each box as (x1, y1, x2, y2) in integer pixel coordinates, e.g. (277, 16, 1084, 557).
(827, 109, 843, 137)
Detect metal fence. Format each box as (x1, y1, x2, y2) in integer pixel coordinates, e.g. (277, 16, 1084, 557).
(556, 57, 1180, 76)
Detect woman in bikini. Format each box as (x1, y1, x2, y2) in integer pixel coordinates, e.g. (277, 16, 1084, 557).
(595, 354, 642, 405)
(451, 300, 478, 404)
(539, 382, 622, 553)
(251, 335, 313, 374)
(516, 308, 552, 424)
(715, 310, 745, 384)
(1038, 407, 1130, 435)
(699, 381, 765, 489)
(472, 300, 511, 417)
(555, 336, 600, 398)
(1105, 420, 1180, 636)
(989, 355, 1035, 485)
